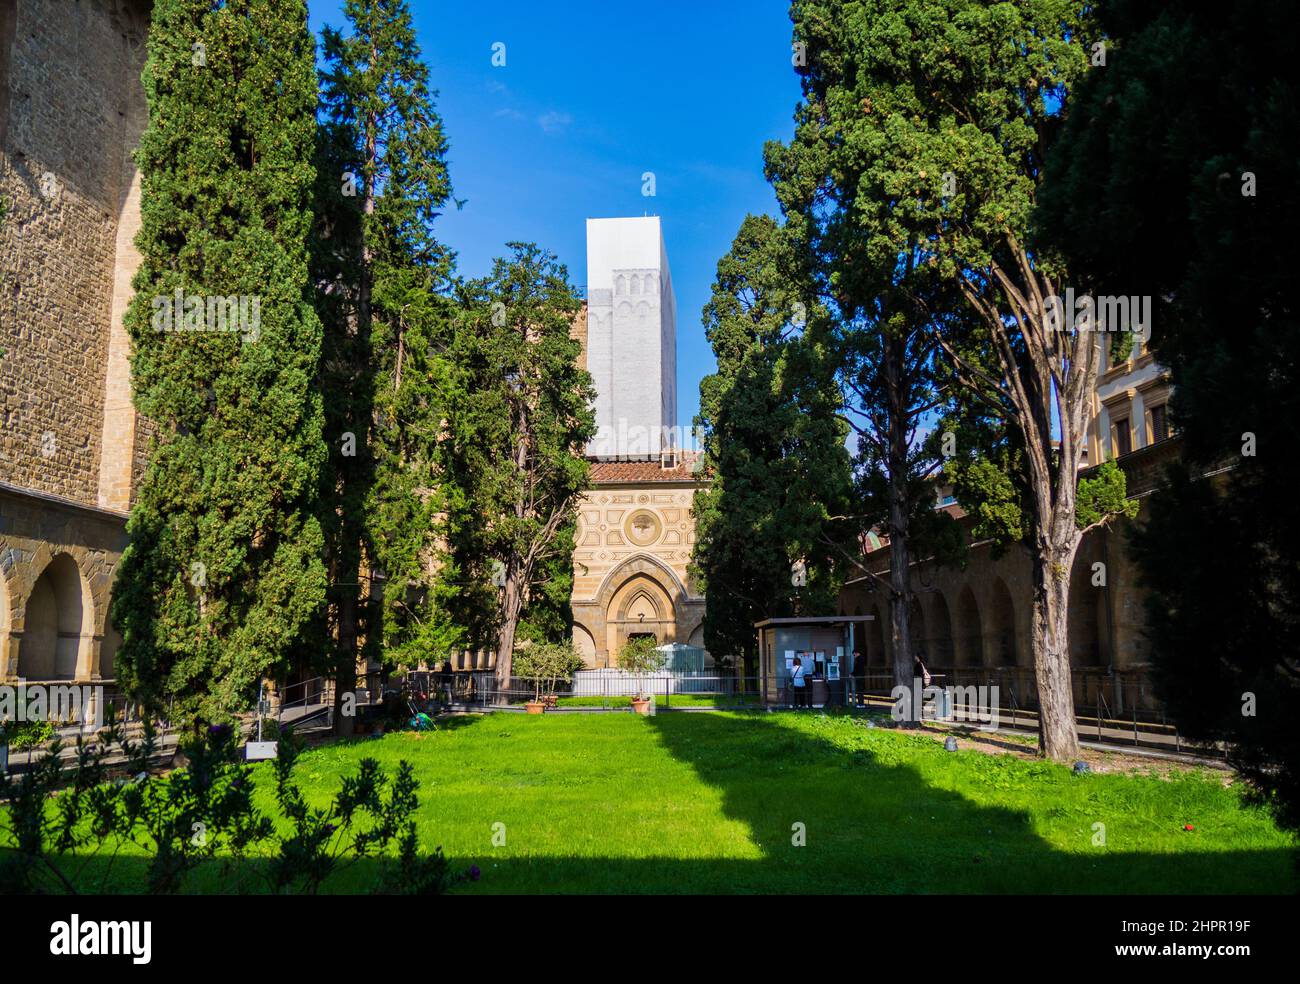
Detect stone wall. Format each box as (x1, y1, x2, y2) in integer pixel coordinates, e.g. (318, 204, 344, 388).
(0, 0, 149, 508)
(0, 0, 151, 687)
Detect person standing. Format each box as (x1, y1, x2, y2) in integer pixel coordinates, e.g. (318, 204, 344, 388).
(790, 656, 808, 708)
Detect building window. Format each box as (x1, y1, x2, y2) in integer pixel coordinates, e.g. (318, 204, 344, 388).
(1113, 417, 1132, 457)
(1149, 403, 1168, 443)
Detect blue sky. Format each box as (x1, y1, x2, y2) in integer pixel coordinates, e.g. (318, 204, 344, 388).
(308, 0, 803, 429)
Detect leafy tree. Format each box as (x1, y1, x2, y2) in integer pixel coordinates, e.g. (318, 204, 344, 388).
(513, 641, 583, 702)
(1038, 0, 1300, 829)
(691, 215, 852, 675)
(112, 0, 328, 722)
(770, 0, 1137, 758)
(315, 0, 458, 730)
(767, 100, 970, 710)
(438, 244, 596, 694)
(617, 635, 667, 701)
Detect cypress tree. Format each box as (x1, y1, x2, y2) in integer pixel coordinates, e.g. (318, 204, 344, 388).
(438, 244, 595, 693)
(111, 0, 327, 722)
(315, 0, 458, 722)
(691, 215, 852, 674)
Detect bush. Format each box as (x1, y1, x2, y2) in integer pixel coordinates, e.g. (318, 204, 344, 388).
(0, 714, 475, 895)
(617, 637, 666, 699)
(1, 719, 55, 751)
(513, 642, 584, 701)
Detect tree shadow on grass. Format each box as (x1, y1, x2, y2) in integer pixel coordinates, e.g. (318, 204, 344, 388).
(5, 711, 1295, 894)
(613, 710, 1296, 894)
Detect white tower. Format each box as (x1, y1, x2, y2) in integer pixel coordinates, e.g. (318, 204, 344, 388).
(585, 216, 677, 458)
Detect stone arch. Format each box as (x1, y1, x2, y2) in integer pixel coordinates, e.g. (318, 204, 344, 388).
(987, 577, 1018, 667)
(615, 274, 628, 296)
(572, 622, 598, 669)
(19, 553, 91, 680)
(597, 554, 687, 657)
(593, 552, 690, 609)
(630, 274, 641, 295)
(1069, 544, 1108, 666)
(636, 300, 651, 327)
(955, 584, 983, 667)
(618, 580, 667, 626)
(924, 591, 954, 665)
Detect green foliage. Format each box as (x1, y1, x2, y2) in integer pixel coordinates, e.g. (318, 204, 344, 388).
(1039, 0, 1300, 833)
(691, 215, 852, 669)
(617, 636, 665, 699)
(513, 641, 583, 700)
(0, 719, 55, 752)
(0, 716, 467, 894)
(112, 0, 328, 722)
(437, 244, 595, 663)
(314, 0, 460, 679)
(1075, 460, 1138, 530)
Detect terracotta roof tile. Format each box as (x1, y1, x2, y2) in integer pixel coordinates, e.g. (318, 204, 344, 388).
(589, 455, 705, 484)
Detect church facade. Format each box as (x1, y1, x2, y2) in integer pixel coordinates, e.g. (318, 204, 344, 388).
(568, 218, 708, 667)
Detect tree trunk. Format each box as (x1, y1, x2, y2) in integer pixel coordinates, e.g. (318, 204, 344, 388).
(884, 331, 917, 723)
(1030, 532, 1081, 760)
(888, 488, 916, 725)
(493, 572, 524, 702)
(333, 637, 357, 737)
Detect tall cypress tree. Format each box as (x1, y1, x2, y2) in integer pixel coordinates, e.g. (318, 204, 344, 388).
(111, 0, 327, 722)
(691, 215, 852, 674)
(315, 0, 458, 724)
(438, 244, 595, 693)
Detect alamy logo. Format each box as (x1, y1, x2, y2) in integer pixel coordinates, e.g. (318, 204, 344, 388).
(1042, 287, 1151, 341)
(0, 682, 101, 725)
(49, 914, 151, 964)
(151, 288, 261, 342)
(891, 678, 1001, 731)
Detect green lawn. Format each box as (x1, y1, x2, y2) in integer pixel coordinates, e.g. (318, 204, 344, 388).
(7, 710, 1296, 893)
(554, 693, 753, 708)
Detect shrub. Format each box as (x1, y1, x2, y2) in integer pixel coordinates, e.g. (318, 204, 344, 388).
(513, 642, 584, 701)
(0, 713, 473, 895)
(617, 637, 666, 700)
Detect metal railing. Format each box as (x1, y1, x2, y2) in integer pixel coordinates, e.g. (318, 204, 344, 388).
(847, 665, 1190, 752)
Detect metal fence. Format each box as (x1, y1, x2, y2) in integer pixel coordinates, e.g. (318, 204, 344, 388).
(418, 670, 766, 711)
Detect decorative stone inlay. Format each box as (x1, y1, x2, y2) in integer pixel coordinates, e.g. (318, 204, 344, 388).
(624, 509, 662, 547)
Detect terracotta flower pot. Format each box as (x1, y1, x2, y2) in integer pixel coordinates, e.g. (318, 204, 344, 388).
(526, 700, 546, 715)
(631, 697, 652, 717)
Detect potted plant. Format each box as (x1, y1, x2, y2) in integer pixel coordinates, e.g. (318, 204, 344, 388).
(514, 641, 583, 714)
(618, 636, 666, 716)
